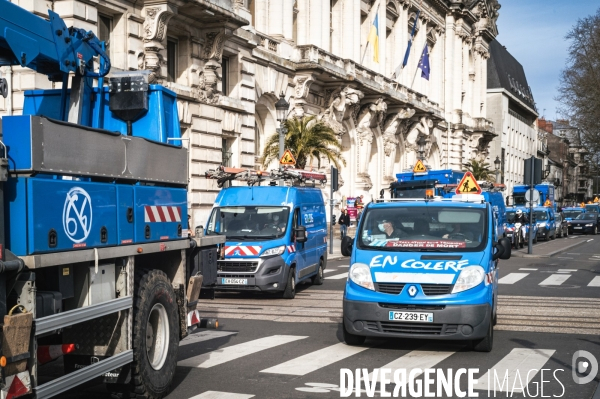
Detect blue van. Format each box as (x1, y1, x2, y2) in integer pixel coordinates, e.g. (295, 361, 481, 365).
(341, 194, 511, 352)
(533, 206, 556, 241)
(205, 186, 327, 299)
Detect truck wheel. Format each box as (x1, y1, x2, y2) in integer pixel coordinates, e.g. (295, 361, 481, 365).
(343, 321, 366, 346)
(282, 267, 296, 299)
(472, 317, 494, 352)
(311, 259, 324, 285)
(131, 269, 179, 399)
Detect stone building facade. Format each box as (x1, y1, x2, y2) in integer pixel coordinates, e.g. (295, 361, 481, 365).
(486, 39, 538, 198)
(0, 0, 501, 225)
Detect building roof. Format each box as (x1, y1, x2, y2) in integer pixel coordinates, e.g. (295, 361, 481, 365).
(487, 40, 536, 112)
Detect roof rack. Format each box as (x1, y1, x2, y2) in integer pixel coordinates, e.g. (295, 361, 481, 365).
(205, 165, 327, 188)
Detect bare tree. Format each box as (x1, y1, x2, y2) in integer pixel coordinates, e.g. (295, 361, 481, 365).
(556, 8, 600, 174)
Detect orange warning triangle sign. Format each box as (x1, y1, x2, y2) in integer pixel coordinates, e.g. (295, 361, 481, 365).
(279, 149, 296, 165)
(594, 197, 599, 203)
(455, 172, 482, 195)
(413, 160, 427, 173)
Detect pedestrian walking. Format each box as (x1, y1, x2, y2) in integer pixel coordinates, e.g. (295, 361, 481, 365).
(339, 209, 350, 239)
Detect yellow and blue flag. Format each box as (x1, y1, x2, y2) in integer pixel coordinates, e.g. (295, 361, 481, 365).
(367, 12, 379, 63)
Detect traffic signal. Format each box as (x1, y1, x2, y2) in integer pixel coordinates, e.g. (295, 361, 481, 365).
(331, 214, 337, 225)
(331, 166, 339, 192)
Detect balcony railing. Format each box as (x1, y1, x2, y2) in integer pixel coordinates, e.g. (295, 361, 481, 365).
(294, 44, 442, 117)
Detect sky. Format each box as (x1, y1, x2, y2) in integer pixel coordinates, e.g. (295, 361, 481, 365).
(495, 0, 599, 121)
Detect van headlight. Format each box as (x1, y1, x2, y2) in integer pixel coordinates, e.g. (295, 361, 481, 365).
(349, 263, 374, 291)
(538, 222, 546, 227)
(260, 245, 286, 257)
(585, 223, 593, 227)
(451, 266, 485, 294)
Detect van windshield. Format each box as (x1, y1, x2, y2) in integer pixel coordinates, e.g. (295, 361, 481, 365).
(358, 207, 487, 252)
(563, 210, 582, 219)
(534, 211, 549, 221)
(206, 206, 290, 241)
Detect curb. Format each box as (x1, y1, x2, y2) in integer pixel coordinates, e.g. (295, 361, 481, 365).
(510, 238, 588, 258)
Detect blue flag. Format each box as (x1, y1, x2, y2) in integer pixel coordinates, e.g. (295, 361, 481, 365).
(393, 10, 420, 78)
(418, 43, 430, 80)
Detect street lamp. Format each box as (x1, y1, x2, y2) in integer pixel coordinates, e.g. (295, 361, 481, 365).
(275, 93, 290, 165)
(494, 156, 501, 182)
(417, 136, 426, 161)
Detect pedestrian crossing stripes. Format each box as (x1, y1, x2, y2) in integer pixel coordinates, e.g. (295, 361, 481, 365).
(180, 332, 563, 399)
(366, 346, 460, 386)
(328, 272, 349, 279)
(474, 348, 555, 392)
(539, 274, 570, 285)
(188, 392, 254, 399)
(589, 276, 600, 287)
(498, 273, 529, 284)
(177, 335, 307, 368)
(261, 343, 369, 375)
(179, 330, 237, 347)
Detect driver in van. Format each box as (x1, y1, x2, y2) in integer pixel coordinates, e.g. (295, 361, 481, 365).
(380, 219, 407, 239)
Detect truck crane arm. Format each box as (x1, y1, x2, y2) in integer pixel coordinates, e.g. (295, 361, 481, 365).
(0, 0, 110, 97)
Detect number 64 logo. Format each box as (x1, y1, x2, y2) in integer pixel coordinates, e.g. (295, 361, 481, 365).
(62, 187, 93, 243)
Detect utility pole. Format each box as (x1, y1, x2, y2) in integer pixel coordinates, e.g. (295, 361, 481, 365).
(528, 156, 534, 254)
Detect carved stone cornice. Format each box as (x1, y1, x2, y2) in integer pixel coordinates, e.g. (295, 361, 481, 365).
(140, 4, 176, 83)
(143, 5, 175, 44)
(318, 85, 364, 136)
(291, 74, 316, 118)
(202, 29, 226, 62)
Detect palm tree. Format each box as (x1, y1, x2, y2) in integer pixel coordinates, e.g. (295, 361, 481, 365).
(260, 116, 346, 170)
(463, 159, 493, 181)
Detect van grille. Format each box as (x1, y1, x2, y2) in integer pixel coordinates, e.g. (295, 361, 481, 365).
(218, 261, 258, 273)
(379, 322, 443, 335)
(375, 283, 405, 295)
(378, 303, 446, 311)
(421, 284, 453, 295)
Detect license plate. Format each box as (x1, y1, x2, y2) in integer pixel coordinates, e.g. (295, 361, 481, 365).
(221, 278, 247, 285)
(574, 227, 582, 229)
(388, 311, 433, 323)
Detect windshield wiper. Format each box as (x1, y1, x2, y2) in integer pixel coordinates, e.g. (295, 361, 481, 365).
(207, 231, 222, 235)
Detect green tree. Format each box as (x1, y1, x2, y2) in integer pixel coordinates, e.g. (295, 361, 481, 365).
(260, 116, 346, 170)
(463, 159, 493, 181)
(556, 8, 600, 175)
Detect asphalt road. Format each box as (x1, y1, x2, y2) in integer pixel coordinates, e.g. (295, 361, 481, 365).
(58, 235, 600, 399)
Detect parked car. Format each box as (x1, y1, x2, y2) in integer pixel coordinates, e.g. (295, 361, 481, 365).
(570, 212, 599, 235)
(554, 212, 569, 238)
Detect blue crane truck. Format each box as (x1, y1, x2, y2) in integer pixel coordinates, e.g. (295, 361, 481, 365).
(0, 1, 224, 398)
(512, 183, 556, 210)
(391, 169, 465, 198)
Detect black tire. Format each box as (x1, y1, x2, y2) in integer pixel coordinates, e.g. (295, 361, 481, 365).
(558, 228, 562, 238)
(519, 234, 524, 249)
(544, 231, 550, 241)
(533, 233, 538, 244)
(129, 269, 180, 399)
(282, 267, 296, 299)
(342, 321, 366, 346)
(311, 258, 324, 285)
(472, 317, 494, 352)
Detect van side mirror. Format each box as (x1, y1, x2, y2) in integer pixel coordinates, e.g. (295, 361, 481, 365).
(493, 237, 511, 261)
(295, 225, 307, 243)
(341, 236, 353, 256)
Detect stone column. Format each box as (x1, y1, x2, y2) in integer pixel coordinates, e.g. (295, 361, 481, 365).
(268, 0, 284, 38)
(296, 0, 329, 49)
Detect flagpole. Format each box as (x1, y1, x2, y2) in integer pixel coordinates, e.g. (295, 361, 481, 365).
(361, 42, 370, 65)
(361, 1, 380, 65)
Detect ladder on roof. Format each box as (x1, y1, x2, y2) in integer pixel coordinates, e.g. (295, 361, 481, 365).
(205, 165, 327, 188)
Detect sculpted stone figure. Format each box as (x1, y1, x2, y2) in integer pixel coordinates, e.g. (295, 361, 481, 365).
(356, 98, 387, 176)
(382, 108, 416, 179)
(318, 86, 364, 136)
(404, 116, 434, 168)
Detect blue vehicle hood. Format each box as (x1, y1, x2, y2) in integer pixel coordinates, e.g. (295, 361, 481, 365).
(353, 250, 487, 285)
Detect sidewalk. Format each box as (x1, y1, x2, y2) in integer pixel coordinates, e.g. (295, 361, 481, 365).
(326, 236, 349, 261)
(510, 235, 589, 258)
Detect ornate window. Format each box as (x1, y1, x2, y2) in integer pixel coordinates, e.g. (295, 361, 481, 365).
(167, 38, 178, 82)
